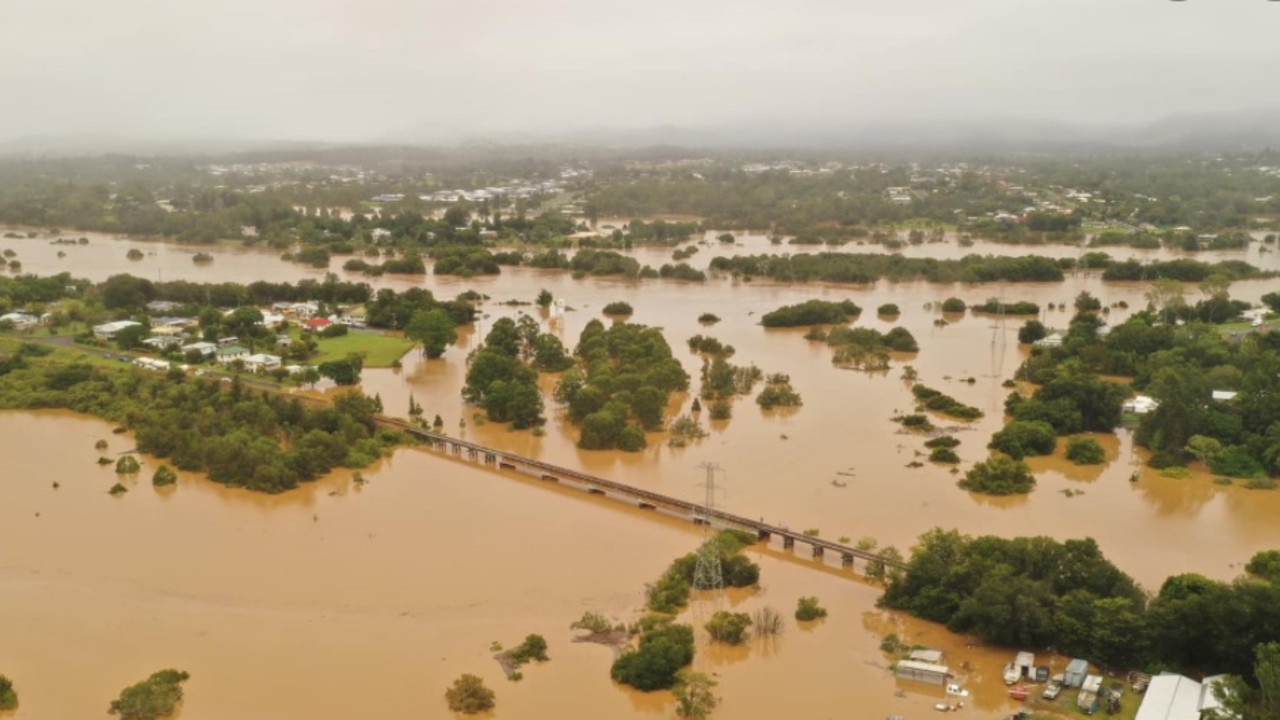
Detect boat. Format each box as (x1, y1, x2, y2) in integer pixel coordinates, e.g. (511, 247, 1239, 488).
(1003, 662, 1021, 685)
(946, 683, 970, 697)
(934, 702, 963, 712)
(1010, 685, 1030, 701)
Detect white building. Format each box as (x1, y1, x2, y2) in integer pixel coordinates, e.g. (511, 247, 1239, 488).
(1034, 333, 1064, 348)
(132, 357, 171, 371)
(181, 342, 218, 358)
(242, 354, 282, 372)
(1124, 395, 1161, 415)
(93, 320, 142, 340)
(142, 336, 184, 350)
(1134, 673, 1222, 720)
(0, 312, 39, 328)
(1212, 390, 1239, 402)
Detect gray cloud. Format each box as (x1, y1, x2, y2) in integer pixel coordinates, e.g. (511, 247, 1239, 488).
(0, 0, 1275, 144)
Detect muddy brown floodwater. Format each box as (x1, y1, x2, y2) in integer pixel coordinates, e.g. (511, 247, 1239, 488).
(3, 225, 1280, 718)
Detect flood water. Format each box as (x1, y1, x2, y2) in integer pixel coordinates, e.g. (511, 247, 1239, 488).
(3, 225, 1280, 718)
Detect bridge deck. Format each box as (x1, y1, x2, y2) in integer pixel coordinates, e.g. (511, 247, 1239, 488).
(381, 419, 906, 572)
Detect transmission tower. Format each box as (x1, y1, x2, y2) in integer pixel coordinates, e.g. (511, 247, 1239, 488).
(692, 462, 725, 594)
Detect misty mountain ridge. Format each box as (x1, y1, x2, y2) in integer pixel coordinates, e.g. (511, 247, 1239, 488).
(3, 108, 1279, 160)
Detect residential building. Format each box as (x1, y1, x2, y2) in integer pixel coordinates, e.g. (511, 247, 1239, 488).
(1134, 673, 1220, 720)
(1123, 396, 1161, 415)
(142, 336, 183, 350)
(180, 342, 217, 359)
(146, 300, 182, 313)
(894, 660, 949, 686)
(215, 345, 250, 363)
(93, 320, 142, 340)
(243, 354, 282, 372)
(0, 311, 39, 328)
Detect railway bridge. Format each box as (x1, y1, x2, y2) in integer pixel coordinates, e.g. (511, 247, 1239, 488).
(381, 420, 908, 575)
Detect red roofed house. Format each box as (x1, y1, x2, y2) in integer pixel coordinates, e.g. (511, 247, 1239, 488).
(304, 317, 333, 332)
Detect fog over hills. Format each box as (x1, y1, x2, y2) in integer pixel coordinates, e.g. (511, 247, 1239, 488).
(4, 108, 1279, 160)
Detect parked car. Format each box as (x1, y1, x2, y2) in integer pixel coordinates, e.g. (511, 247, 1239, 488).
(1043, 683, 1062, 700)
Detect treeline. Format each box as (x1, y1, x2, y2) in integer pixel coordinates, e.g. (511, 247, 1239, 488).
(710, 253, 1066, 284)
(0, 359, 402, 493)
(884, 528, 1280, 683)
(553, 320, 690, 450)
(1102, 259, 1272, 282)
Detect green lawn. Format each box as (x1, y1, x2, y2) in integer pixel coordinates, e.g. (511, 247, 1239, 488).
(310, 330, 416, 367)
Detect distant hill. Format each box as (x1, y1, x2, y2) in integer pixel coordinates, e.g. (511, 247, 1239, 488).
(3, 108, 1278, 160)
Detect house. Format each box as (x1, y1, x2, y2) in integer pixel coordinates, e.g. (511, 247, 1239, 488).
(242, 354, 282, 372)
(215, 345, 249, 363)
(1212, 390, 1239, 402)
(93, 320, 142, 340)
(142, 336, 183, 350)
(0, 311, 39, 328)
(289, 302, 319, 319)
(304, 317, 333, 332)
(1198, 675, 1231, 718)
(894, 660, 950, 686)
(145, 300, 182, 313)
(1034, 332, 1064, 348)
(1134, 673, 1216, 720)
(149, 317, 193, 337)
(132, 357, 170, 371)
(180, 342, 217, 359)
(276, 335, 293, 348)
(217, 336, 240, 347)
(1064, 659, 1090, 688)
(1123, 396, 1160, 415)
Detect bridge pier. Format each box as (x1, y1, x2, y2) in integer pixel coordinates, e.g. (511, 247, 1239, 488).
(812, 545, 825, 559)
(467, 448, 477, 460)
(783, 536, 795, 550)
(757, 529, 771, 542)
(842, 553, 855, 569)
(484, 453, 496, 465)
(638, 502, 656, 511)
(541, 474, 559, 483)
(450, 442, 461, 455)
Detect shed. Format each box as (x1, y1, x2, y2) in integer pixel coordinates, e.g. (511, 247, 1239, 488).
(1082, 675, 1104, 694)
(910, 649, 944, 664)
(895, 660, 950, 686)
(1065, 659, 1090, 688)
(1015, 652, 1035, 678)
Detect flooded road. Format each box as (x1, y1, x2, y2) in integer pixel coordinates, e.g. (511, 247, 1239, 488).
(3, 225, 1279, 717)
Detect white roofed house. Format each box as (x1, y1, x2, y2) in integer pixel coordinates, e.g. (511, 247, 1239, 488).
(180, 341, 217, 359)
(0, 311, 39, 328)
(93, 320, 142, 340)
(242, 354, 282, 373)
(142, 336, 184, 351)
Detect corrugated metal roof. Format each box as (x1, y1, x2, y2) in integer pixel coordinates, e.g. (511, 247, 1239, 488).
(1135, 674, 1203, 720)
(895, 660, 949, 674)
(910, 649, 943, 664)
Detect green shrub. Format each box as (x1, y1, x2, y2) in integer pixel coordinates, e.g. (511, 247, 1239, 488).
(108, 669, 189, 720)
(444, 674, 495, 714)
(989, 421, 1057, 459)
(795, 596, 828, 621)
(602, 301, 634, 316)
(941, 297, 966, 312)
(929, 448, 960, 463)
(0, 675, 16, 711)
(1065, 436, 1106, 465)
(508, 634, 549, 664)
(959, 456, 1036, 495)
(611, 623, 695, 691)
(151, 465, 178, 487)
(705, 611, 752, 645)
(877, 303, 900, 316)
(115, 455, 141, 474)
(925, 436, 960, 449)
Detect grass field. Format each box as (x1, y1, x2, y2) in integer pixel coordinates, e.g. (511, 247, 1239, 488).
(310, 330, 416, 367)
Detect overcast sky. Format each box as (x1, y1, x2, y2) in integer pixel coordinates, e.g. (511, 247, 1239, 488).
(0, 0, 1275, 144)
